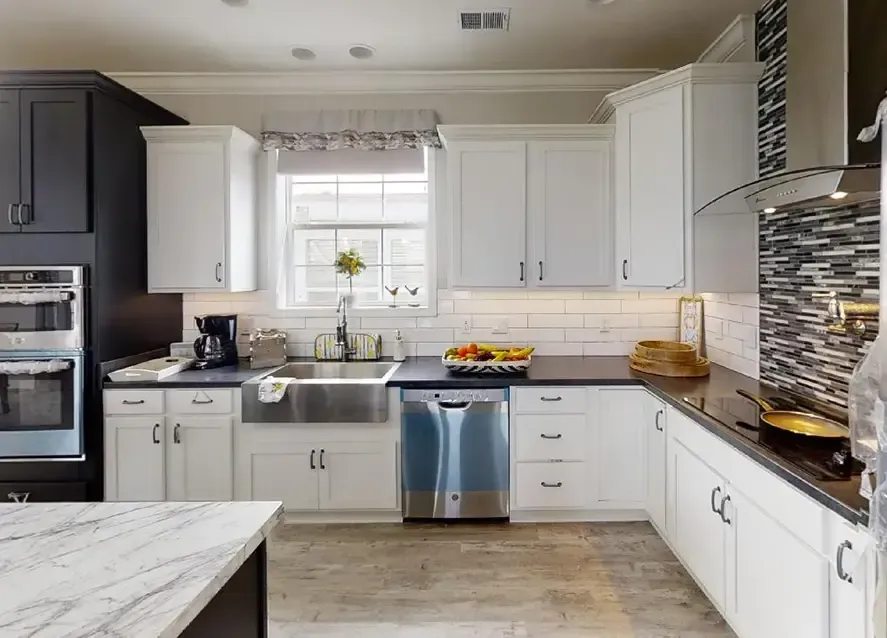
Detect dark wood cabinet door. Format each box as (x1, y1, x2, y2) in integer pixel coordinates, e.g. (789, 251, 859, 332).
(0, 481, 87, 503)
(0, 89, 21, 233)
(20, 89, 91, 233)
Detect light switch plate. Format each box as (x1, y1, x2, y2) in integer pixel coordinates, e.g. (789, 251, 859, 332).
(492, 317, 509, 335)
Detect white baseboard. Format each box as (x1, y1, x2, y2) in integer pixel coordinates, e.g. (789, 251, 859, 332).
(509, 509, 648, 523)
(283, 510, 402, 524)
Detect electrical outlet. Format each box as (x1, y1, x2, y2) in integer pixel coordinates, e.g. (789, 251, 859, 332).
(492, 317, 509, 335)
(600, 318, 611, 333)
(462, 319, 472, 334)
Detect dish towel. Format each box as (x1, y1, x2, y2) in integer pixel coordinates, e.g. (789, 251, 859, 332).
(257, 377, 295, 404)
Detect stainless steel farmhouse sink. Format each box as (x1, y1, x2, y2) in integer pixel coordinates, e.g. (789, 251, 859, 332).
(241, 361, 400, 423)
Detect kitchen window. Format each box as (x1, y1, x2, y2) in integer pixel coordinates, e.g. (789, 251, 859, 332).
(279, 149, 436, 314)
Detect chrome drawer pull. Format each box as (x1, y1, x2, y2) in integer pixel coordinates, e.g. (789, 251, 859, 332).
(540, 433, 562, 440)
(540, 481, 563, 488)
(837, 541, 853, 583)
(192, 397, 214, 405)
(122, 399, 145, 405)
(710, 486, 722, 515)
(540, 397, 562, 402)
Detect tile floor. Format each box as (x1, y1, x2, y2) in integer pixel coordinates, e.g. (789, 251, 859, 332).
(267, 522, 734, 638)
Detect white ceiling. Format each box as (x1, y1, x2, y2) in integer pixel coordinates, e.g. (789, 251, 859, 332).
(0, 0, 764, 73)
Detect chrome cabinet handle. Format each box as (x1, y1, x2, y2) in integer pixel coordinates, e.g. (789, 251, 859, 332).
(122, 399, 145, 405)
(719, 494, 732, 525)
(540, 481, 563, 488)
(7, 491, 30, 503)
(837, 540, 853, 583)
(191, 397, 214, 405)
(215, 262, 222, 283)
(319, 448, 326, 470)
(710, 486, 722, 515)
(173, 423, 181, 444)
(519, 261, 525, 282)
(622, 259, 628, 281)
(655, 409, 664, 432)
(152, 423, 160, 444)
(6, 204, 15, 226)
(539, 261, 543, 281)
(540, 396, 562, 402)
(18, 203, 29, 225)
(540, 433, 562, 440)
(309, 449, 316, 470)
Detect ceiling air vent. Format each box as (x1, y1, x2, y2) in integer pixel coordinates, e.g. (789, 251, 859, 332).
(459, 9, 511, 31)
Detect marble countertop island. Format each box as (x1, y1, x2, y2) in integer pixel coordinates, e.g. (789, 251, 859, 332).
(0, 501, 283, 638)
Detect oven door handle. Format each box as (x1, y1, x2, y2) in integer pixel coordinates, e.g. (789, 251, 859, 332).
(0, 360, 72, 374)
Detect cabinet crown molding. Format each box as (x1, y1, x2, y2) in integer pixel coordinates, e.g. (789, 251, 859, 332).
(140, 124, 259, 149)
(588, 62, 765, 124)
(437, 124, 615, 148)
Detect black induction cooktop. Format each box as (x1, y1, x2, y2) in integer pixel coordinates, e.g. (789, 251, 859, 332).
(682, 392, 861, 482)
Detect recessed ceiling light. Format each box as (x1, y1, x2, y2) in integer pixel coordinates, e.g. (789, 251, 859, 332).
(220, 0, 249, 6)
(829, 191, 848, 200)
(763, 207, 777, 213)
(291, 47, 317, 61)
(349, 44, 375, 60)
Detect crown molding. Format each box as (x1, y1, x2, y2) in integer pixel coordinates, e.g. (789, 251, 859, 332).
(697, 15, 757, 64)
(107, 68, 662, 96)
(588, 62, 765, 123)
(437, 124, 615, 148)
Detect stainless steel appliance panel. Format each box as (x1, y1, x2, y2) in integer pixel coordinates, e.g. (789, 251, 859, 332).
(0, 266, 84, 351)
(401, 388, 509, 519)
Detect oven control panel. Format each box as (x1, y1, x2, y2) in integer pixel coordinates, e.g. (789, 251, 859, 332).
(0, 267, 82, 286)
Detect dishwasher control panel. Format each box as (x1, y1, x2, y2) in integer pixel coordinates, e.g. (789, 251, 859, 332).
(402, 389, 508, 403)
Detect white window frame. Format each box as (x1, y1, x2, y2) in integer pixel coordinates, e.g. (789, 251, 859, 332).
(271, 150, 438, 318)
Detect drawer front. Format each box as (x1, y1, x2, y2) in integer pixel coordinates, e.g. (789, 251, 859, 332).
(513, 414, 586, 462)
(104, 390, 164, 415)
(166, 389, 233, 414)
(0, 481, 88, 503)
(514, 463, 586, 509)
(512, 387, 586, 414)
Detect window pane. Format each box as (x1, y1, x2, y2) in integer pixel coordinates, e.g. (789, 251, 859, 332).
(341, 174, 384, 183)
(384, 183, 427, 222)
(338, 182, 384, 221)
(384, 172, 427, 182)
(335, 229, 380, 265)
(384, 267, 426, 305)
(339, 267, 383, 304)
(292, 174, 337, 183)
(385, 229, 425, 266)
(291, 266, 339, 305)
(292, 229, 336, 266)
(291, 182, 337, 222)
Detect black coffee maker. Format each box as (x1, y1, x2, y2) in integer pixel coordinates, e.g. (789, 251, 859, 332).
(193, 314, 238, 370)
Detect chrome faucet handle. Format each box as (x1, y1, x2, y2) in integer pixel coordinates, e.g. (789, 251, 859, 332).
(813, 291, 840, 319)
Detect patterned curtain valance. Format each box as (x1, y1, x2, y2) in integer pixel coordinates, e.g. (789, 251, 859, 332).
(261, 109, 441, 151)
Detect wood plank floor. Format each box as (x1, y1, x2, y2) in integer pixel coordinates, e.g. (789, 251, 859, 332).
(267, 522, 734, 637)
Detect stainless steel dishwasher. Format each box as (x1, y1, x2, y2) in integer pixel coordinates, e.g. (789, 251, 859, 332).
(401, 388, 509, 519)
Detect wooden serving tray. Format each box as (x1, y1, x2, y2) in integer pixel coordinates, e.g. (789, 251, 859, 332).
(634, 340, 698, 364)
(629, 352, 711, 378)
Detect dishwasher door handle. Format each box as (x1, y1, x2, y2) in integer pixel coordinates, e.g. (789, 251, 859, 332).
(436, 401, 473, 411)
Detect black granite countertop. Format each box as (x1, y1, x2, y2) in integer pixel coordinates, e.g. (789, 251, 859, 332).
(103, 356, 869, 525)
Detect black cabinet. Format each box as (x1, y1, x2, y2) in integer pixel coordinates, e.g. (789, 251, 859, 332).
(0, 481, 87, 502)
(0, 88, 91, 234)
(0, 89, 20, 233)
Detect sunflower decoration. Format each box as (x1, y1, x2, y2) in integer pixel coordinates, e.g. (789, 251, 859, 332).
(334, 249, 367, 293)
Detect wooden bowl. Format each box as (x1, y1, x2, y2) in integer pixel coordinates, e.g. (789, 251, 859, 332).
(634, 340, 698, 364)
(629, 352, 711, 378)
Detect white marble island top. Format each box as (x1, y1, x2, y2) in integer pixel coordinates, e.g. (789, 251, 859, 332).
(0, 501, 283, 638)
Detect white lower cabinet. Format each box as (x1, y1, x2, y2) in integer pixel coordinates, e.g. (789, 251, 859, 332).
(670, 439, 728, 609)
(243, 441, 320, 511)
(645, 394, 667, 532)
(104, 416, 166, 502)
(318, 442, 398, 511)
(166, 417, 234, 501)
(596, 388, 646, 506)
(828, 514, 873, 638)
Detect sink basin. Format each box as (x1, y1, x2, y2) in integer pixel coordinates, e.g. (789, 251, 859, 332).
(241, 361, 401, 424)
(266, 361, 399, 381)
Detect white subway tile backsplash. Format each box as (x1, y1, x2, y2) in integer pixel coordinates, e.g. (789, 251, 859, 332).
(470, 314, 528, 329)
(361, 317, 419, 330)
(621, 328, 679, 342)
(728, 322, 757, 346)
(583, 342, 635, 356)
(621, 299, 679, 314)
(418, 314, 469, 329)
(527, 290, 584, 300)
(564, 329, 621, 343)
(454, 299, 565, 314)
(584, 314, 639, 329)
(399, 328, 455, 343)
(638, 313, 679, 328)
(565, 300, 622, 314)
(702, 292, 759, 379)
(533, 342, 584, 356)
(470, 290, 528, 300)
(415, 342, 453, 357)
(304, 317, 340, 329)
(528, 314, 584, 328)
(584, 291, 639, 300)
(438, 299, 455, 314)
(708, 334, 744, 356)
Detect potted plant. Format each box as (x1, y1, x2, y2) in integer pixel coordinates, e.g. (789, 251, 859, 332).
(334, 248, 366, 306)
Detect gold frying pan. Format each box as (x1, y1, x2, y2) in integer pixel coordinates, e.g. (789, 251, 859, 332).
(736, 389, 849, 439)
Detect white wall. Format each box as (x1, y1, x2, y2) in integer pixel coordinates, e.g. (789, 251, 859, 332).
(702, 292, 760, 379)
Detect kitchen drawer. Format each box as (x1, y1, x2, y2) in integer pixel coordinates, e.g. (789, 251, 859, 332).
(513, 414, 586, 462)
(514, 463, 586, 509)
(166, 389, 233, 414)
(0, 481, 87, 503)
(512, 387, 586, 414)
(104, 390, 164, 415)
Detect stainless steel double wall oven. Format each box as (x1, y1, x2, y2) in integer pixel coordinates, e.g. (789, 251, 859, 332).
(0, 267, 86, 460)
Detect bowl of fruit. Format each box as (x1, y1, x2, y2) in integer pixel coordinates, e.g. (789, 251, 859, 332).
(442, 344, 535, 374)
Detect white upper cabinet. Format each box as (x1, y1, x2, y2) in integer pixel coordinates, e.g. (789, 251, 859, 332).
(528, 140, 612, 287)
(439, 125, 614, 289)
(142, 125, 260, 293)
(592, 63, 764, 292)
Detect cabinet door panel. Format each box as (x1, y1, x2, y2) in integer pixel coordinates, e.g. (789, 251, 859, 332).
(105, 417, 165, 502)
(597, 389, 646, 505)
(616, 86, 685, 287)
(167, 417, 233, 502)
(726, 486, 829, 638)
(20, 89, 90, 233)
(449, 142, 526, 287)
(646, 395, 667, 532)
(147, 141, 226, 291)
(318, 442, 397, 510)
(0, 89, 20, 234)
(248, 446, 319, 511)
(670, 439, 726, 609)
(529, 141, 611, 287)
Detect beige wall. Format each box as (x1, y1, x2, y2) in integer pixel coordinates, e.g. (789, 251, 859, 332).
(145, 91, 606, 133)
